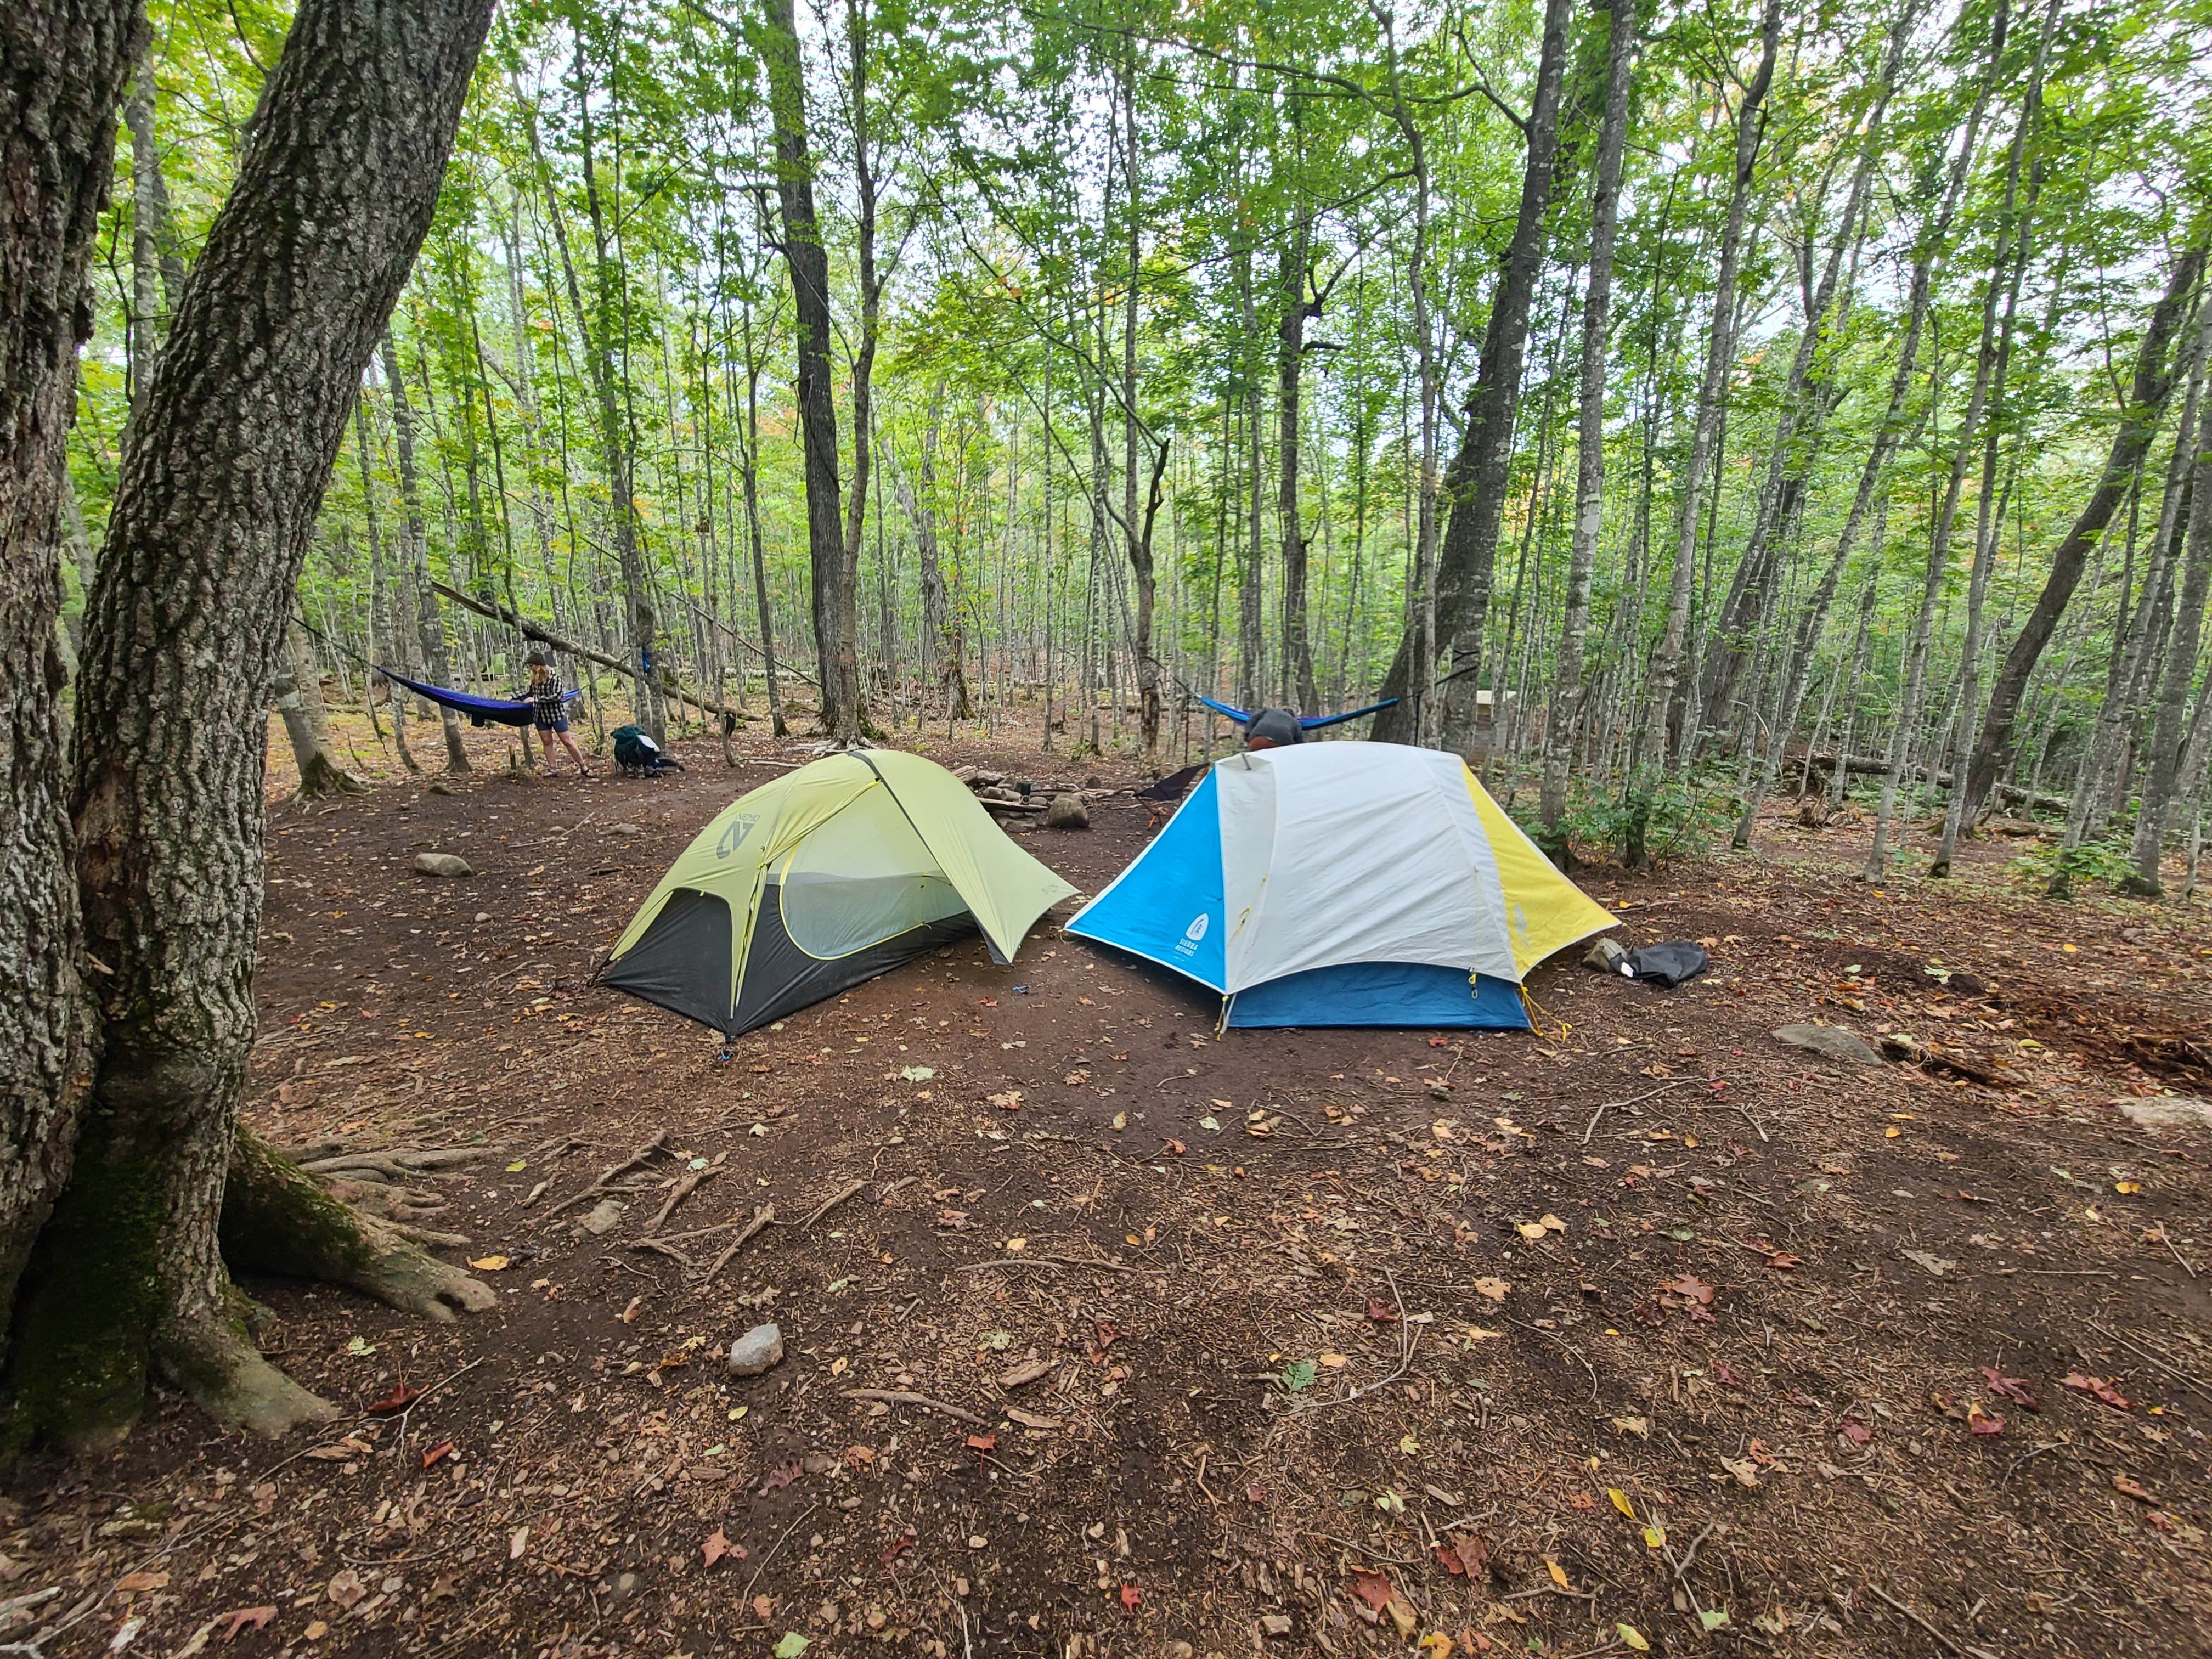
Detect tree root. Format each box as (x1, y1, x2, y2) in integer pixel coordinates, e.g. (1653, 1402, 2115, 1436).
(156, 1304, 341, 1440)
(222, 1128, 494, 1323)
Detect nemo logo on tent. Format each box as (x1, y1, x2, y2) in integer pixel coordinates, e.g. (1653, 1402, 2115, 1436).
(1173, 912, 1209, 957)
(714, 814, 759, 859)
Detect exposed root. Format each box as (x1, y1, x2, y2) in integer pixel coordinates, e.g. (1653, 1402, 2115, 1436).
(222, 1128, 495, 1324)
(156, 1306, 339, 1440)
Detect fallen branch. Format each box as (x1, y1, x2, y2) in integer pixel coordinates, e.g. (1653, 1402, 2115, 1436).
(801, 1178, 868, 1228)
(645, 1165, 721, 1234)
(1582, 1079, 1689, 1146)
(841, 1389, 988, 1427)
(1866, 1583, 1997, 1659)
(2087, 1319, 2212, 1403)
(543, 1132, 672, 1217)
(699, 1205, 777, 1285)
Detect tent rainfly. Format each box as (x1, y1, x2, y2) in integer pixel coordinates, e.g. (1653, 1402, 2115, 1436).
(598, 751, 1074, 1037)
(1065, 742, 1616, 1028)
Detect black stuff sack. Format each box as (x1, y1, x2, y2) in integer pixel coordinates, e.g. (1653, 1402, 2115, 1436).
(1621, 940, 1711, 989)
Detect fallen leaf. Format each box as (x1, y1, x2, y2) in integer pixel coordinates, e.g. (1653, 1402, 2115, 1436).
(1662, 1273, 1715, 1304)
(1544, 1558, 1570, 1589)
(1006, 1407, 1062, 1430)
(999, 1357, 1053, 1388)
(1700, 1607, 1731, 1632)
(772, 1635, 809, 1659)
(1386, 1597, 1419, 1640)
(467, 1255, 509, 1272)
(2114, 1474, 2155, 1503)
(325, 1568, 366, 1609)
(1966, 1403, 2005, 1436)
(1516, 1222, 1548, 1243)
(1350, 1569, 1393, 1611)
(1720, 1457, 1761, 1487)
(508, 1527, 530, 1560)
(419, 1440, 455, 1470)
(1318, 1352, 1350, 1369)
(218, 1606, 278, 1643)
(899, 1066, 935, 1082)
(1764, 1252, 1803, 1269)
(1366, 1299, 1400, 1324)
(1618, 1624, 1650, 1652)
(2063, 1373, 2131, 1412)
(116, 1571, 171, 1594)
(1612, 1415, 1651, 1438)
(966, 1434, 998, 1453)
(1119, 1584, 1141, 1611)
(702, 1528, 741, 1568)
(1607, 1488, 1636, 1519)
(1472, 1277, 1510, 1303)
(365, 1381, 424, 1415)
(878, 1530, 917, 1565)
(759, 1459, 804, 1494)
(1982, 1368, 2039, 1410)
(1643, 1525, 1667, 1548)
(1417, 1634, 1454, 1658)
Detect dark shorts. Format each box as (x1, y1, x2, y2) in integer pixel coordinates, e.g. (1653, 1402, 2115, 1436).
(535, 715, 570, 734)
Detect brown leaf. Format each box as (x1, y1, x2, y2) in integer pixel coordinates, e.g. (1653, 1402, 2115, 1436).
(702, 1528, 742, 1568)
(116, 1570, 171, 1594)
(1005, 1407, 1062, 1430)
(218, 1606, 278, 1642)
(1661, 1273, 1716, 1305)
(419, 1440, 455, 1470)
(758, 1459, 804, 1494)
(365, 1381, 425, 1416)
(1982, 1368, 2039, 1410)
(1119, 1584, 1141, 1611)
(1350, 1568, 1393, 1611)
(998, 1357, 1053, 1388)
(2062, 1373, 2131, 1412)
(1966, 1403, 2005, 1436)
(2114, 1474, 2155, 1503)
(966, 1434, 998, 1453)
(878, 1530, 917, 1565)
(325, 1568, 367, 1610)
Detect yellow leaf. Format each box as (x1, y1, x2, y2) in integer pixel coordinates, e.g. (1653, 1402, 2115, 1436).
(468, 1255, 509, 1271)
(1608, 1488, 1636, 1519)
(2115, 1181, 2142, 1194)
(1318, 1352, 1350, 1368)
(1643, 1524, 1667, 1549)
(1417, 1635, 1454, 1658)
(1539, 1213, 1566, 1233)
(1545, 1558, 1570, 1590)
(1884, 1126, 1902, 1138)
(1399, 1435, 1419, 1454)
(1517, 1222, 1548, 1242)
(1618, 1624, 1650, 1652)
(1474, 1277, 1510, 1302)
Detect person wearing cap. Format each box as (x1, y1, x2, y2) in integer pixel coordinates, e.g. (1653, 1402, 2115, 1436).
(1242, 708, 1305, 752)
(523, 648, 590, 777)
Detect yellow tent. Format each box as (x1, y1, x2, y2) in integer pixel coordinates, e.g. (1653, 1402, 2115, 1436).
(599, 750, 1074, 1036)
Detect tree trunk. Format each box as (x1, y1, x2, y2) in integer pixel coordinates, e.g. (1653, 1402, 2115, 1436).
(1120, 54, 1163, 753)
(381, 332, 472, 771)
(0, 0, 140, 1365)
(1277, 216, 1319, 714)
(356, 397, 420, 773)
(121, 36, 185, 414)
(8, 0, 498, 1450)
(896, 386, 971, 719)
(761, 0, 862, 742)
(2125, 321, 2212, 896)
(272, 618, 367, 799)
(1632, 0, 1781, 780)
(1421, 0, 1577, 755)
(1960, 244, 2208, 822)
(1539, 0, 1638, 846)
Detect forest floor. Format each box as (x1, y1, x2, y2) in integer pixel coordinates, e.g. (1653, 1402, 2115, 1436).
(7, 700, 2210, 1659)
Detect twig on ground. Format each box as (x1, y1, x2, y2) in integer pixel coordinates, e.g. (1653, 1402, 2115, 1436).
(628, 1239, 693, 1267)
(802, 1177, 868, 1228)
(1582, 1080, 1688, 1146)
(1304, 1268, 1419, 1412)
(958, 1253, 1136, 1274)
(699, 1205, 777, 1285)
(2151, 1221, 2198, 1279)
(1866, 1583, 1997, 1659)
(543, 1131, 672, 1217)
(842, 1389, 988, 1426)
(1511, 1318, 1600, 1403)
(645, 1164, 721, 1233)
(2088, 1319, 2212, 1402)
(737, 1506, 816, 1613)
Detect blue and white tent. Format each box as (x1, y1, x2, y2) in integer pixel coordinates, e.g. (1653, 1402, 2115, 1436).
(1066, 742, 1616, 1028)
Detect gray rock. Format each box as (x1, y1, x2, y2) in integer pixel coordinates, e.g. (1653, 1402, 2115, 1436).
(576, 1198, 624, 1236)
(413, 851, 474, 878)
(1043, 793, 1090, 830)
(726, 1322, 785, 1377)
(2118, 1096, 2212, 1131)
(611, 822, 644, 837)
(426, 778, 456, 797)
(1773, 1023, 1884, 1065)
(1583, 936, 1629, 973)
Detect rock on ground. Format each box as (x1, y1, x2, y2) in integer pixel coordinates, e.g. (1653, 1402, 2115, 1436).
(1773, 1023, 1884, 1065)
(577, 1198, 624, 1236)
(414, 852, 473, 878)
(1043, 793, 1089, 830)
(727, 1323, 785, 1376)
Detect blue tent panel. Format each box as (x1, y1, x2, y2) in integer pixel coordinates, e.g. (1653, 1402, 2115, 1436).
(1063, 768, 1227, 990)
(1226, 962, 1528, 1029)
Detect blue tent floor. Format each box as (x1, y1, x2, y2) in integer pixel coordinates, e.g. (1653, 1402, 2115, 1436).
(1224, 961, 1528, 1029)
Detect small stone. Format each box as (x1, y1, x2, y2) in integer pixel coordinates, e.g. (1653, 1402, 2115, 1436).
(426, 779, 455, 797)
(2118, 1096, 2212, 1130)
(1583, 936, 1629, 973)
(1773, 1023, 1883, 1065)
(1260, 1615, 1294, 1637)
(1043, 793, 1089, 831)
(611, 822, 644, 837)
(414, 851, 473, 878)
(576, 1198, 623, 1236)
(473, 911, 491, 923)
(726, 1322, 785, 1377)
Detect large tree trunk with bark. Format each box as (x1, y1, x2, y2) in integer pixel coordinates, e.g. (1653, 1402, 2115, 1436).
(381, 332, 472, 771)
(761, 0, 863, 743)
(1370, 0, 1575, 748)
(1960, 245, 2207, 822)
(0, 0, 141, 1362)
(7, 0, 498, 1451)
(1277, 217, 1319, 715)
(1539, 0, 1638, 846)
(271, 619, 368, 800)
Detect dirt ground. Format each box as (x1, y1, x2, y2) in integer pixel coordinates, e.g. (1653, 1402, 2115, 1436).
(7, 697, 2210, 1659)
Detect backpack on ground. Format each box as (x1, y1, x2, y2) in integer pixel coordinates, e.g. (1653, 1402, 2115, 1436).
(612, 724, 684, 778)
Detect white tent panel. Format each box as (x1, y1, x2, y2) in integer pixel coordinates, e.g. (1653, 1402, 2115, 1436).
(1215, 743, 1518, 991)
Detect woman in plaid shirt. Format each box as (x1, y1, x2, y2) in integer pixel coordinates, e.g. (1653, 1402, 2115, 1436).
(523, 650, 590, 777)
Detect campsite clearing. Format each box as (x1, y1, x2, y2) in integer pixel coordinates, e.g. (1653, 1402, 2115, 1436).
(8, 716, 2207, 1658)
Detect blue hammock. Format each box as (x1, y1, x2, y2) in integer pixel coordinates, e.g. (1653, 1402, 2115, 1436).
(377, 666, 581, 729)
(1194, 693, 1399, 732)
